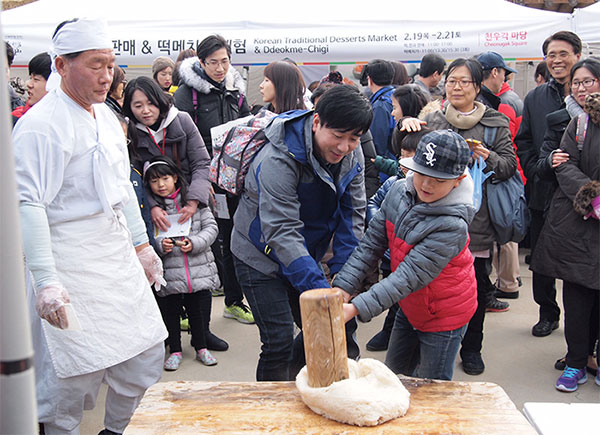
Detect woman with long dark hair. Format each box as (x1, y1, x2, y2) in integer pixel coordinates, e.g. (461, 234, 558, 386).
(259, 60, 306, 114)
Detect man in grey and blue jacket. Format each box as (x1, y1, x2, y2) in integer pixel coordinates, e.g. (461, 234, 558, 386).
(231, 85, 373, 381)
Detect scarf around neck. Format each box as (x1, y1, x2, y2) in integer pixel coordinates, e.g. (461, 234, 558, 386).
(444, 101, 486, 130)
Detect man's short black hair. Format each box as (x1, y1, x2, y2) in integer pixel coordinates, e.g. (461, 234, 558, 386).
(365, 59, 394, 86)
(5, 41, 14, 66)
(542, 31, 582, 56)
(315, 84, 373, 135)
(197, 35, 231, 62)
(419, 53, 446, 78)
(28, 52, 52, 80)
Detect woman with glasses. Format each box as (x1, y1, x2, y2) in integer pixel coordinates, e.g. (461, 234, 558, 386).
(173, 35, 250, 155)
(401, 58, 517, 377)
(534, 58, 600, 389)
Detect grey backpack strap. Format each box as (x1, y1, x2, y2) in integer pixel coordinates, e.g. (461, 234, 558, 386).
(576, 113, 589, 152)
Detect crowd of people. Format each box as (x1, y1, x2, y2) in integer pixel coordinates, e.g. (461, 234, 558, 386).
(5, 17, 598, 434)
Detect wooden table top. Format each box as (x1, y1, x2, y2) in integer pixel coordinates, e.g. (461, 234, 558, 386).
(125, 378, 536, 434)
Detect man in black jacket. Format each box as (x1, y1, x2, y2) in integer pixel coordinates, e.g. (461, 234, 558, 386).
(174, 35, 255, 335)
(515, 31, 582, 337)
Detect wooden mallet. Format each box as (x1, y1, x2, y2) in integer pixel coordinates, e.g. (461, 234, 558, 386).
(299, 288, 349, 388)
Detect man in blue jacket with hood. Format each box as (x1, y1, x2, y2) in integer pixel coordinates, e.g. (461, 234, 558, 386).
(231, 85, 373, 381)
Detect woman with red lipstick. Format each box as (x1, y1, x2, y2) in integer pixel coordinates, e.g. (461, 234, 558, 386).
(401, 58, 517, 376)
(152, 56, 175, 93)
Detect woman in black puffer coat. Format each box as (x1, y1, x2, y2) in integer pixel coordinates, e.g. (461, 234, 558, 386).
(532, 93, 600, 392)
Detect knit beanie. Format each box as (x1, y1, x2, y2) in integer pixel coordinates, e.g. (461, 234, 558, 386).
(152, 56, 175, 78)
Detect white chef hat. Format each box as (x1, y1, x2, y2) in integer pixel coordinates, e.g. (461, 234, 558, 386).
(46, 17, 113, 91)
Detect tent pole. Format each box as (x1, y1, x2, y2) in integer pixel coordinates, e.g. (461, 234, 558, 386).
(0, 11, 38, 435)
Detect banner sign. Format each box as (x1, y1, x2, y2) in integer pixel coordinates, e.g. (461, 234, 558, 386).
(4, 18, 571, 67)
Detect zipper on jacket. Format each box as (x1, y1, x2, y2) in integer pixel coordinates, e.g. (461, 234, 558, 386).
(173, 196, 193, 294)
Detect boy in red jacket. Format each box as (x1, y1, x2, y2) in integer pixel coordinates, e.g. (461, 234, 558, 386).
(333, 130, 477, 380)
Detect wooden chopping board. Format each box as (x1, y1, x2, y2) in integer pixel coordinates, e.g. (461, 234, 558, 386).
(125, 377, 536, 434)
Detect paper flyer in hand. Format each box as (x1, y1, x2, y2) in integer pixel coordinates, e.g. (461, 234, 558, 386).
(214, 193, 230, 219)
(154, 213, 191, 238)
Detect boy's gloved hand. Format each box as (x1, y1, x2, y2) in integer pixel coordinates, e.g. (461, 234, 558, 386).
(137, 245, 167, 290)
(373, 156, 398, 177)
(36, 283, 70, 329)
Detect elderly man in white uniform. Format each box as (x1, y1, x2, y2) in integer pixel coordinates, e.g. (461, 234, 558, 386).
(12, 18, 168, 435)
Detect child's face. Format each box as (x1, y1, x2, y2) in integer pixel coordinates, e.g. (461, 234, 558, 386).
(412, 172, 462, 203)
(149, 174, 178, 198)
(400, 149, 416, 175)
(391, 97, 403, 122)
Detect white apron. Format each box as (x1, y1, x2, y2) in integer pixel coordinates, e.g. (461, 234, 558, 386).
(25, 100, 167, 379)
(28, 211, 166, 379)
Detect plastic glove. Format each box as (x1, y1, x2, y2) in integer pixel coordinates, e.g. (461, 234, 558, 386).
(137, 245, 167, 290)
(585, 195, 600, 220)
(36, 283, 70, 329)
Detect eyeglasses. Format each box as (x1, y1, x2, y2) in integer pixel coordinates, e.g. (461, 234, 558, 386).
(205, 58, 230, 68)
(571, 78, 597, 89)
(445, 79, 475, 88)
(545, 51, 574, 61)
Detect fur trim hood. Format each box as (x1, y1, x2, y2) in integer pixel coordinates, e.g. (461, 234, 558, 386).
(178, 57, 246, 96)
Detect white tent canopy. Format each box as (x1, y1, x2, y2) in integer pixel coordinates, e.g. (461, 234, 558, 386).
(2, 0, 572, 67)
(573, 2, 600, 44)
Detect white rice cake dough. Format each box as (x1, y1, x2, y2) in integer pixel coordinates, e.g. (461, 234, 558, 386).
(295, 358, 410, 426)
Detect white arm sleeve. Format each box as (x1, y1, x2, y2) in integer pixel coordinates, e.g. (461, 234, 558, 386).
(19, 203, 60, 290)
(121, 182, 150, 247)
